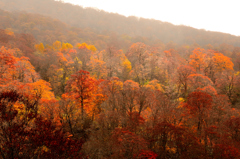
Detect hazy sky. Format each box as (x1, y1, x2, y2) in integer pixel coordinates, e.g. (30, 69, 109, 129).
(62, 0, 240, 36)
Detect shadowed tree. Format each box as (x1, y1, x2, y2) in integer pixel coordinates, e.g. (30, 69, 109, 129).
(184, 91, 212, 136)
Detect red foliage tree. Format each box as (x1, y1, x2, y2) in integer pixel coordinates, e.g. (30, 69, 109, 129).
(28, 116, 84, 158)
(213, 144, 240, 159)
(0, 90, 37, 158)
(0, 90, 84, 159)
(184, 91, 212, 135)
(176, 65, 196, 98)
(146, 121, 203, 158)
(111, 128, 152, 159)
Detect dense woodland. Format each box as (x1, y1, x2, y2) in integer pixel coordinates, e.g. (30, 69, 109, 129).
(1, 0, 240, 158)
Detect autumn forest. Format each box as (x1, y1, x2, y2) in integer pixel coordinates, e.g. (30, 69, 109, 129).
(1, 0, 240, 158)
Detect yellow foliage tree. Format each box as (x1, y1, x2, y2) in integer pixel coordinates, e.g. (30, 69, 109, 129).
(121, 55, 132, 81)
(77, 42, 97, 52)
(35, 43, 45, 53)
(61, 42, 73, 52)
(53, 41, 62, 51)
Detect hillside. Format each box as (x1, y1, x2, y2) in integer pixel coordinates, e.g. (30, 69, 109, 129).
(1, 0, 240, 47)
(0, 9, 130, 50)
(1, 0, 240, 158)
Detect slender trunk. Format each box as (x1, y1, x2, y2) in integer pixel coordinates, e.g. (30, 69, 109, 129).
(67, 115, 74, 136)
(81, 96, 84, 120)
(184, 82, 187, 98)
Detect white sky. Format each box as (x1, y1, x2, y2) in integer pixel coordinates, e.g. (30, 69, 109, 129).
(62, 0, 240, 36)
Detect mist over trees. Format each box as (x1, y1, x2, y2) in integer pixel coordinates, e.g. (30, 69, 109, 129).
(1, 0, 240, 47)
(1, 0, 240, 158)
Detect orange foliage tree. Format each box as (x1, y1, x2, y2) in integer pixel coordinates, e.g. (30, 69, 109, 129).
(189, 48, 207, 73)
(65, 70, 97, 120)
(0, 46, 17, 85)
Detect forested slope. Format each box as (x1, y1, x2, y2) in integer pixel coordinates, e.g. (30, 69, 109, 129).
(1, 0, 240, 47)
(1, 0, 240, 158)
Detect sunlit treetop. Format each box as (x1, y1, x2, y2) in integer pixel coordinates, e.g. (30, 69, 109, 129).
(77, 42, 97, 52)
